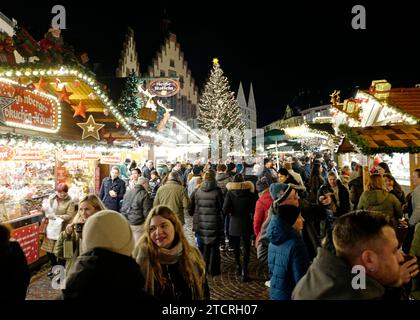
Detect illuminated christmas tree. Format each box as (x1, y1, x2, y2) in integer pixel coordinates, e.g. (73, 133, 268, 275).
(198, 59, 245, 133)
(117, 71, 141, 118)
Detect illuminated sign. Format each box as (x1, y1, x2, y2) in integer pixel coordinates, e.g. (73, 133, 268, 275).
(0, 79, 60, 133)
(148, 78, 180, 97)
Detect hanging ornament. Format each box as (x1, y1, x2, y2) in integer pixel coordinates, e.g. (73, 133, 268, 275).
(88, 92, 96, 100)
(103, 108, 109, 116)
(73, 80, 81, 88)
(115, 122, 120, 129)
(76, 115, 105, 140)
(55, 85, 73, 104)
(71, 100, 87, 118)
(55, 78, 61, 88)
(35, 77, 49, 92)
(106, 133, 115, 145)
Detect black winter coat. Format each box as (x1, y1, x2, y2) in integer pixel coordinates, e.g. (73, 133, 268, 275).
(223, 181, 257, 237)
(317, 180, 350, 218)
(120, 184, 152, 226)
(63, 248, 153, 300)
(191, 180, 224, 245)
(0, 241, 30, 300)
(156, 262, 210, 301)
(99, 176, 126, 212)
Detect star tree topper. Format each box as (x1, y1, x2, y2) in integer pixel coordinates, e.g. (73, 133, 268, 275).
(76, 115, 105, 140)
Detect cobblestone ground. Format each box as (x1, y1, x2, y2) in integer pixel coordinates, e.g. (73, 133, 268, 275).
(27, 214, 269, 300)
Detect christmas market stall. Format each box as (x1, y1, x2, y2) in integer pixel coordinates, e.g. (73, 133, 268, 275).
(0, 26, 141, 266)
(332, 80, 420, 191)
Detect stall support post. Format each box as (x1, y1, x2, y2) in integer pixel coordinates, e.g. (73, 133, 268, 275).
(275, 139, 279, 170)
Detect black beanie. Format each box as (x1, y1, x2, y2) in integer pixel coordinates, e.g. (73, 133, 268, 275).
(276, 204, 300, 226)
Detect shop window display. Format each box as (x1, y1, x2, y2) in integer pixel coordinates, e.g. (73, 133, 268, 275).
(0, 159, 55, 222)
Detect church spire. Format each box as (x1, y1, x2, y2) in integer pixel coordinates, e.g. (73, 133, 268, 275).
(248, 82, 256, 110)
(237, 82, 247, 109)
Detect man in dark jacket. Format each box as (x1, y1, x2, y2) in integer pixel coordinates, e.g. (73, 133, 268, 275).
(99, 166, 126, 212)
(0, 224, 30, 300)
(317, 171, 350, 237)
(120, 177, 152, 243)
(142, 160, 154, 180)
(292, 210, 419, 300)
(215, 164, 233, 197)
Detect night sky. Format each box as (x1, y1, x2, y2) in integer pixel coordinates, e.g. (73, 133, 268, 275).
(2, 1, 420, 127)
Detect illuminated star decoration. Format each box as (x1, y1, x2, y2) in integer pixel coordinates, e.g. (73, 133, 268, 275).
(55, 85, 73, 104)
(35, 77, 49, 92)
(212, 57, 219, 65)
(71, 100, 87, 118)
(77, 115, 105, 140)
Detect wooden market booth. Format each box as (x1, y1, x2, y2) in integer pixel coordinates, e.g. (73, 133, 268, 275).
(0, 65, 142, 266)
(331, 80, 420, 193)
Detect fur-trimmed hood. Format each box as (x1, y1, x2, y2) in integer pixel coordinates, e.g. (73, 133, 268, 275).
(226, 181, 255, 193)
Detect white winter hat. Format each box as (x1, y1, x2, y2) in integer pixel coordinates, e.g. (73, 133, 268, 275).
(80, 210, 134, 257)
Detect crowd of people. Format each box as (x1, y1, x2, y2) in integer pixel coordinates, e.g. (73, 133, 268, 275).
(1, 154, 420, 301)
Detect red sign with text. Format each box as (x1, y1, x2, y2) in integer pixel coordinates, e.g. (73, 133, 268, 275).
(0, 81, 59, 132)
(12, 223, 39, 265)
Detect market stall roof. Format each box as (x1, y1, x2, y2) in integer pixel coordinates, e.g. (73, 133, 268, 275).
(338, 124, 420, 155)
(362, 87, 420, 120)
(0, 66, 139, 142)
(307, 123, 336, 136)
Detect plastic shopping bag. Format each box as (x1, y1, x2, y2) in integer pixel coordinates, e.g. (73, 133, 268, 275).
(46, 217, 64, 240)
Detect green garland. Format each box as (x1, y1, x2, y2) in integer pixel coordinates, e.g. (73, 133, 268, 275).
(338, 124, 420, 155)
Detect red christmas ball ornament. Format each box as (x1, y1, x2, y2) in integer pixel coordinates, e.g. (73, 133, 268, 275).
(73, 80, 81, 88)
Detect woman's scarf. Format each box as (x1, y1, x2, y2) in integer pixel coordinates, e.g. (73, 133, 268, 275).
(158, 241, 183, 265)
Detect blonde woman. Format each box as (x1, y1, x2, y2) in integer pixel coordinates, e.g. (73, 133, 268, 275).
(133, 205, 209, 301)
(357, 173, 403, 222)
(55, 194, 106, 274)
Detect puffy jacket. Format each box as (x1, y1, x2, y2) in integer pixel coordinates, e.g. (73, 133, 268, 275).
(99, 176, 126, 212)
(223, 181, 256, 237)
(357, 190, 403, 221)
(253, 190, 273, 248)
(410, 224, 420, 300)
(268, 214, 309, 300)
(120, 184, 152, 226)
(192, 180, 224, 245)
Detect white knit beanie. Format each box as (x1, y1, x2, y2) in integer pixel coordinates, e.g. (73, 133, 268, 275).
(80, 210, 134, 257)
